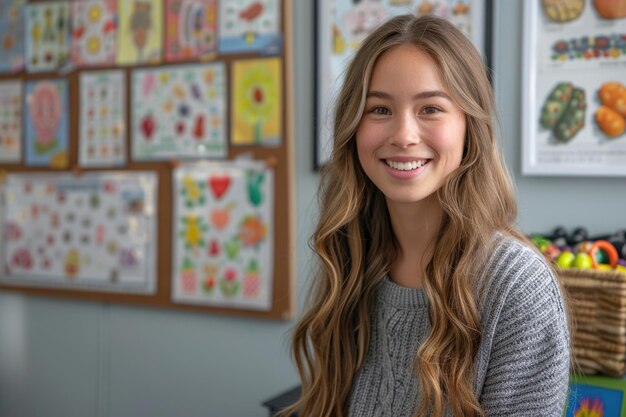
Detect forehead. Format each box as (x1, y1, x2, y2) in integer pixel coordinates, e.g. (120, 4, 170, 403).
(368, 45, 445, 91)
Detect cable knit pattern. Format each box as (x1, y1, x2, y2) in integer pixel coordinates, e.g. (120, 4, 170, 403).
(348, 235, 570, 417)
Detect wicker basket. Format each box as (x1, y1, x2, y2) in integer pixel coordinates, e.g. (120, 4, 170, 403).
(558, 267, 626, 376)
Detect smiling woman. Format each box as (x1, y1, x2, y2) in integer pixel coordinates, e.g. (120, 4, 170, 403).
(283, 13, 571, 417)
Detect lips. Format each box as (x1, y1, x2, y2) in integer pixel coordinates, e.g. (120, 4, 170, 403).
(385, 159, 430, 171)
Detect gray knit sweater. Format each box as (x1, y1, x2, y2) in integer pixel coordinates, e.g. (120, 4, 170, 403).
(348, 235, 570, 417)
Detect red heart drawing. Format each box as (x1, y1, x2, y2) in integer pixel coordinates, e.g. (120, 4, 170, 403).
(208, 176, 231, 200)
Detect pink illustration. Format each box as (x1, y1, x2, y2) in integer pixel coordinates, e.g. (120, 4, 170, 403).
(30, 82, 62, 154)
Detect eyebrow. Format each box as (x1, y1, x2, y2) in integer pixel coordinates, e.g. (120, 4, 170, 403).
(365, 90, 452, 101)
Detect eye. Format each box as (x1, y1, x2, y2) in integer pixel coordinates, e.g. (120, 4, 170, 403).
(369, 106, 390, 115)
(420, 106, 441, 115)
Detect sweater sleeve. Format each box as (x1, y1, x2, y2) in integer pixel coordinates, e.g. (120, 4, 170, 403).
(478, 245, 571, 416)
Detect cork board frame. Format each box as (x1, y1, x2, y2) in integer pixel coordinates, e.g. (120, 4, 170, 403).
(0, 0, 295, 321)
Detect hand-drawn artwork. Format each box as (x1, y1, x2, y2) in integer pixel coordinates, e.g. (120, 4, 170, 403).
(593, 0, 626, 20)
(25, 1, 70, 72)
(117, 0, 162, 65)
(132, 63, 227, 160)
(172, 160, 274, 310)
(218, 0, 282, 55)
(0, 81, 22, 163)
(522, 1, 626, 176)
(0, 0, 25, 73)
(0, 172, 158, 293)
(165, 0, 217, 61)
(79, 70, 126, 167)
(71, 0, 118, 66)
(24, 79, 69, 168)
(231, 58, 282, 146)
(315, 0, 487, 167)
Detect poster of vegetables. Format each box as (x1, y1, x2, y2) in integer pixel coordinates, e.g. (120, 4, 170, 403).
(522, 0, 626, 176)
(171, 160, 274, 310)
(0, 171, 158, 294)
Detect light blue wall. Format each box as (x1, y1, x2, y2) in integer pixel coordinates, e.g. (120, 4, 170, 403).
(1, 1, 624, 416)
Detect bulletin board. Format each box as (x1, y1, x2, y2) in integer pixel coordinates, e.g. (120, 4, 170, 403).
(0, 0, 295, 320)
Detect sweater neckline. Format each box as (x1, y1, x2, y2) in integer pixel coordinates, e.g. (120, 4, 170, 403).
(378, 276, 428, 309)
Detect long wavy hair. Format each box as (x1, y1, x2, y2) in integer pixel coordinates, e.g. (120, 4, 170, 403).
(286, 14, 528, 417)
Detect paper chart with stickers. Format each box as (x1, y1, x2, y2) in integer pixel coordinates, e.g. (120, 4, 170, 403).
(117, 0, 163, 65)
(24, 79, 69, 168)
(522, 0, 626, 175)
(172, 161, 274, 310)
(165, 0, 217, 62)
(0, 172, 158, 293)
(71, 0, 118, 67)
(132, 63, 227, 160)
(0, 0, 25, 73)
(0, 81, 22, 163)
(218, 0, 282, 55)
(231, 58, 282, 146)
(25, 1, 71, 72)
(79, 70, 126, 167)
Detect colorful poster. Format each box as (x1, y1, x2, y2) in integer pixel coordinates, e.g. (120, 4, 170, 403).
(522, 1, 626, 176)
(172, 161, 274, 310)
(0, 81, 22, 163)
(71, 0, 118, 67)
(116, 0, 163, 65)
(218, 0, 281, 55)
(165, 0, 217, 62)
(0, 172, 158, 294)
(25, 2, 71, 72)
(231, 58, 282, 146)
(132, 63, 227, 160)
(24, 79, 69, 168)
(79, 70, 126, 167)
(0, 0, 25, 73)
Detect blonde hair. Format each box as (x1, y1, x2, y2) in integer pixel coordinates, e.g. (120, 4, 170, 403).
(287, 14, 526, 417)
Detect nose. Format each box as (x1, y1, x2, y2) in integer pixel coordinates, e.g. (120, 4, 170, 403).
(388, 111, 420, 148)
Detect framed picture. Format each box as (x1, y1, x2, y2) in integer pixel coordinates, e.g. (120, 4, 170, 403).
(521, 0, 626, 176)
(314, 0, 493, 169)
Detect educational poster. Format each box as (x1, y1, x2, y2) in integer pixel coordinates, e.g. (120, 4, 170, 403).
(0, 172, 158, 294)
(0, 81, 22, 163)
(79, 70, 126, 167)
(116, 0, 163, 65)
(0, 0, 25, 73)
(165, 0, 217, 62)
(315, 0, 485, 167)
(132, 62, 227, 160)
(71, 0, 118, 67)
(24, 79, 69, 168)
(231, 58, 282, 146)
(218, 0, 282, 55)
(25, 2, 71, 72)
(172, 161, 274, 310)
(522, 0, 626, 176)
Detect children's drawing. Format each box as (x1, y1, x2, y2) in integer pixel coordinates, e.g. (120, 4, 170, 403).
(165, 0, 216, 62)
(172, 160, 274, 310)
(0, 81, 22, 163)
(25, 1, 70, 72)
(0, 0, 25, 73)
(218, 0, 281, 54)
(24, 79, 69, 168)
(0, 172, 158, 293)
(79, 70, 126, 167)
(132, 63, 227, 160)
(71, 0, 117, 66)
(231, 58, 282, 146)
(117, 0, 162, 65)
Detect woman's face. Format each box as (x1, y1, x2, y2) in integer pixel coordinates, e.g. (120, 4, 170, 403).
(356, 44, 466, 208)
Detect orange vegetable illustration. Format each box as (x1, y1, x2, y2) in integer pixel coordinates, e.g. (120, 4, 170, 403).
(596, 81, 626, 138)
(596, 106, 626, 137)
(599, 82, 626, 118)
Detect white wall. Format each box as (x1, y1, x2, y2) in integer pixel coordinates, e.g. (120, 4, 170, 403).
(1, 1, 625, 416)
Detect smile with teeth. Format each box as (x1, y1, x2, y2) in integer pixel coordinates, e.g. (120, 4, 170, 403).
(385, 159, 429, 171)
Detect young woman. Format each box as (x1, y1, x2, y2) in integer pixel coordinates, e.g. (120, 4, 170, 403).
(287, 14, 570, 417)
